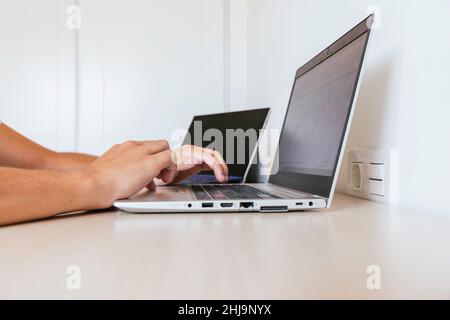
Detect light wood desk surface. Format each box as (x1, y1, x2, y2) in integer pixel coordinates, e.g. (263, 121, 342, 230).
(1, 194, 449, 299)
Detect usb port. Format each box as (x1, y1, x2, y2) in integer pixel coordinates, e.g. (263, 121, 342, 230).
(202, 203, 214, 208)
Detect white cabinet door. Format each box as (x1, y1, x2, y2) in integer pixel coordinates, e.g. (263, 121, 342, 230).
(78, 0, 227, 154)
(0, 0, 77, 151)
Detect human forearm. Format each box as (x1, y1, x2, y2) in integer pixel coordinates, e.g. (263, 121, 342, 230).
(0, 123, 96, 171)
(43, 152, 97, 171)
(0, 167, 101, 226)
(0, 124, 54, 169)
(0, 140, 174, 226)
(0, 139, 229, 226)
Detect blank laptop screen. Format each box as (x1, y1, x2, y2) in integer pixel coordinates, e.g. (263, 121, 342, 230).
(182, 108, 269, 183)
(270, 30, 370, 197)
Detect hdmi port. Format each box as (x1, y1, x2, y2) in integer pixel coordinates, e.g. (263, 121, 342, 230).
(220, 203, 233, 208)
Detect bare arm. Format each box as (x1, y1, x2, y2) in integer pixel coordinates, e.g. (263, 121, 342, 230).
(46, 152, 97, 171)
(0, 122, 228, 226)
(0, 140, 177, 226)
(0, 138, 228, 226)
(0, 167, 97, 225)
(0, 123, 96, 170)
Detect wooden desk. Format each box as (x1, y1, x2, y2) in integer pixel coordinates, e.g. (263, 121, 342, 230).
(0, 194, 449, 299)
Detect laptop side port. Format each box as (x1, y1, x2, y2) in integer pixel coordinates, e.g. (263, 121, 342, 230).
(202, 203, 214, 208)
(260, 206, 288, 212)
(240, 202, 254, 209)
(220, 203, 233, 208)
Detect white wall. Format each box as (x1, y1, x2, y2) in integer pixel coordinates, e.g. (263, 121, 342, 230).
(242, 0, 450, 217)
(77, 0, 227, 154)
(0, 0, 228, 155)
(0, 0, 77, 151)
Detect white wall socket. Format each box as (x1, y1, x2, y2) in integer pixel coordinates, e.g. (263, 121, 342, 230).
(347, 149, 391, 203)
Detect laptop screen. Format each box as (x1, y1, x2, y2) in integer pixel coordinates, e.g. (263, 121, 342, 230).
(269, 20, 371, 198)
(183, 108, 269, 183)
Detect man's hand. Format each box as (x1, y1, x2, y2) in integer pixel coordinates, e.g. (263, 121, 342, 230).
(83, 140, 177, 208)
(158, 145, 229, 186)
(0, 128, 229, 225)
(0, 139, 179, 226)
(82, 142, 229, 208)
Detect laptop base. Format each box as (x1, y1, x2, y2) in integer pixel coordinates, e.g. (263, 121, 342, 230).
(114, 183, 327, 213)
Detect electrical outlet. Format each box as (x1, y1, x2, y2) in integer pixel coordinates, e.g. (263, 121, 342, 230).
(347, 149, 391, 203)
(351, 162, 364, 192)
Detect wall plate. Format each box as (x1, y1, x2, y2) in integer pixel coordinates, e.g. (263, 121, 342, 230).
(347, 149, 391, 203)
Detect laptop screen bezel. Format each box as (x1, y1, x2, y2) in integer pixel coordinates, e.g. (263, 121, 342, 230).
(268, 16, 373, 198)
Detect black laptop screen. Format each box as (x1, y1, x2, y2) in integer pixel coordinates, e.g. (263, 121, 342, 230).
(183, 108, 269, 182)
(269, 21, 371, 198)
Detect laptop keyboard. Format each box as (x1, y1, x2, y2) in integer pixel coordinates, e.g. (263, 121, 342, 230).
(192, 185, 283, 200)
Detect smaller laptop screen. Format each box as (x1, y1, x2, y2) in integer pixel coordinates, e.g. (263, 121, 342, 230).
(182, 108, 269, 183)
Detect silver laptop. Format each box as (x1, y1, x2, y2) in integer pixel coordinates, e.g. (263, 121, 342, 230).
(114, 15, 373, 213)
